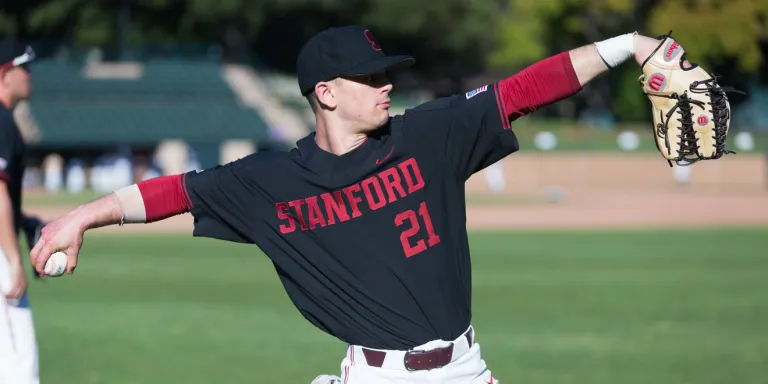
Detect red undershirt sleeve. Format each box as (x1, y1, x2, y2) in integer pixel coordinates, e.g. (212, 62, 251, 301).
(400, 52, 581, 181)
(497, 51, 582, 122)
(136, 174, 192, 222)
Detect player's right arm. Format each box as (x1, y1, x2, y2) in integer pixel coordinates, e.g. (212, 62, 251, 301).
(29, 174, 188, 275)
(30, 156, 261, 275)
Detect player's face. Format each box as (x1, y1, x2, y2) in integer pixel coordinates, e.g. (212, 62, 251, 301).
(3, 65, 32, 100)
(336, 71, 392, 132)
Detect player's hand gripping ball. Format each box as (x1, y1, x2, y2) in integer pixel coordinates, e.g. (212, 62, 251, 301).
(44, 251, 68, 277)
(638, 31, 745, 167)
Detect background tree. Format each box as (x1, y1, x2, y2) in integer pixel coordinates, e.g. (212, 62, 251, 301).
(3, 0, 763, 119)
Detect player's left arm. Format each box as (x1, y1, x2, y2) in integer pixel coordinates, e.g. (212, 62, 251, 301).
(503, 33, 672, 120)
(432, 33, 668, 179)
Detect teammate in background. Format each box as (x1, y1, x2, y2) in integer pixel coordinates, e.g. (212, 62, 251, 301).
(30, 26, 676, 383)
(0, 38, 41, 384)
(483, 160, 506, 193)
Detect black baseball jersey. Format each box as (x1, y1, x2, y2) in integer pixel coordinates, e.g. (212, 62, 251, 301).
(183, 82, 518, 350)
(0, 104, 25, 233)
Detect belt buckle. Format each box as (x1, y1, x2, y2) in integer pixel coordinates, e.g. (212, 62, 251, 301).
(403, 342, 454, 372)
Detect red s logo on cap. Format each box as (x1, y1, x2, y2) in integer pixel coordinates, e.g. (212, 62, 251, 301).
(364, 30, 381, 51)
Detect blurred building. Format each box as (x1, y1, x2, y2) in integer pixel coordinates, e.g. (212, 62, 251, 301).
(21, 45, 309, 192)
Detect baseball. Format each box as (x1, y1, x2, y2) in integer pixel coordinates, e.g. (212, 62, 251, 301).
(44, 251, 68, 277)
(534, 131, 558, 151)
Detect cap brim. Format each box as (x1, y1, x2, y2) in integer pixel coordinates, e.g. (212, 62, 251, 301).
(339, 55, 415, 77)
(1, 46, 35, 71)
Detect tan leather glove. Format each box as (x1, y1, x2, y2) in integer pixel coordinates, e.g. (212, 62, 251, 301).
(638, 31, 744, 167)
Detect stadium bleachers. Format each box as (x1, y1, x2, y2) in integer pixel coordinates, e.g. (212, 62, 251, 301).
(30, 104, 269, 146)
(27, 59, 271, 148)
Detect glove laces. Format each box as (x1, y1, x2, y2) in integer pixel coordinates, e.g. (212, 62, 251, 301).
(654, 91, 704, 167)
(689, 76, 746, 160)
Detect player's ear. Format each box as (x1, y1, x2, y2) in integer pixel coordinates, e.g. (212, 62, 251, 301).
(314, 82, 337, 110)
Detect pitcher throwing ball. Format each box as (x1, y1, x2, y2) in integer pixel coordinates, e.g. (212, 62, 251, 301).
(30, 26, 736, 383)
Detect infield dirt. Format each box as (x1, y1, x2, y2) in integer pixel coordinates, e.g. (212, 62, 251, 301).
(23, 153, 768, 233)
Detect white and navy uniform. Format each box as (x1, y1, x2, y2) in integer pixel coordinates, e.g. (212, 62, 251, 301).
(0, 102, 40, 384)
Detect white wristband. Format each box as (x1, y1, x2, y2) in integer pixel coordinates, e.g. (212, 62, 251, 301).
(594, 32, 637, 68)
(113, 184, 147, 223)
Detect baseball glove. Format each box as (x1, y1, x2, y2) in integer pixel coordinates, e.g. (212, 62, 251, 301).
(638, 31, 744, 167)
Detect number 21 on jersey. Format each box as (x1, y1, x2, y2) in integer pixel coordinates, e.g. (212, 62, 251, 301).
(394, 201, 440, 258)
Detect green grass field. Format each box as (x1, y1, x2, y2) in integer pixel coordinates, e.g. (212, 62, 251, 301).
(25, 228, 768, 384)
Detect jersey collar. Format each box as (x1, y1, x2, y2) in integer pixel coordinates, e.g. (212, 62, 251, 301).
(295, 122, 391, 174)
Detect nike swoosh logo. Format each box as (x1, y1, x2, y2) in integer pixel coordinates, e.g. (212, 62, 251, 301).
(375, 145, 395, 165)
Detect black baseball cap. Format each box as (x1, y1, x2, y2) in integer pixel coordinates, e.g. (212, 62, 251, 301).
(296, 26, 415, 96)
(0, 38, 35, 72)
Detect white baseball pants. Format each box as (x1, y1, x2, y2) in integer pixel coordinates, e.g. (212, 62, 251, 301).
(0, 248, 40, 384)
(338, 326, 498, 384)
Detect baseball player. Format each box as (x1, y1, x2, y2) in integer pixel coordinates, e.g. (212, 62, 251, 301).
(0, 38, 41, 384)
(29, 26, 671, 383)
